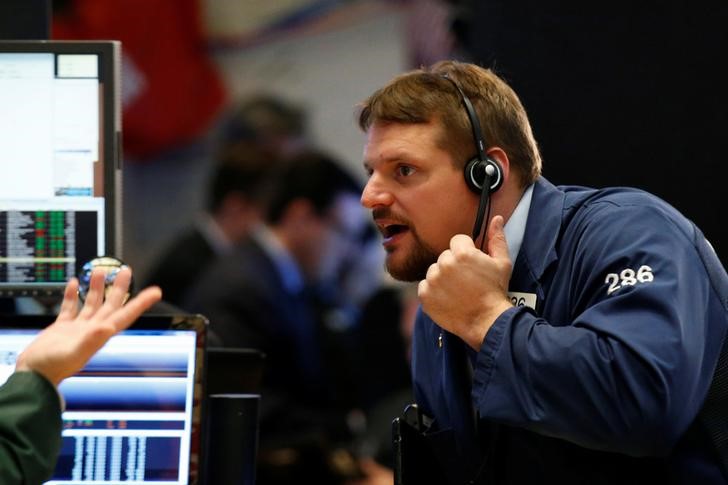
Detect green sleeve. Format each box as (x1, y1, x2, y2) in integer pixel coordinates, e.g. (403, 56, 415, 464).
(0, 371, 63, 485)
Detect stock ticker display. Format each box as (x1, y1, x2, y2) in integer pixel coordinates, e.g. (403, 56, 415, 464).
(0, 210, 97, 285)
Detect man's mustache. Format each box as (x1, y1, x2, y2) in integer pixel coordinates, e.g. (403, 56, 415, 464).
(372, 207, 410, 226)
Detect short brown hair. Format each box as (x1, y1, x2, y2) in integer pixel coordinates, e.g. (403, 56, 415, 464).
(358, 60, 541, 185)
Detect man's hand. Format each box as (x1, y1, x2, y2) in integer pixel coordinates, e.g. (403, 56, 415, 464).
(15, 267, 162, 386)
(418, 215, 513, 350)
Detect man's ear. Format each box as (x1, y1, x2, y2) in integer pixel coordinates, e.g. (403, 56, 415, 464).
(485, 147, 510, 187)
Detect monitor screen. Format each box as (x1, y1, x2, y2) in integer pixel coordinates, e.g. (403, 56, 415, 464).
(0, 313, 207, 485)
(0, 40, 121, 297)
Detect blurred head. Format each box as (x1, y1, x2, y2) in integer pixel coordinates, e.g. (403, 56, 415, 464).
(207, 141, 281, 243)
(358, 61, 541, 281)
(220, 94, 309, 156)
(265, 151, 365, 282)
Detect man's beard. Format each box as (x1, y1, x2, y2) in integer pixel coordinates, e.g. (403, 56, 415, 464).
(385, 227, 440, 282)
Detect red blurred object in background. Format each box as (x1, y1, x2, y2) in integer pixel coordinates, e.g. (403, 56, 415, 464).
(53, 0, 227, 161)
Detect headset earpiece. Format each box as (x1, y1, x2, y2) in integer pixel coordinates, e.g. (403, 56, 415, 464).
(464, 157, 503, 194)
(440, 73, 502, 241)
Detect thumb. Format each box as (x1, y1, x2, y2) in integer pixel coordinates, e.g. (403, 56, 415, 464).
(487, 215, 509, 260)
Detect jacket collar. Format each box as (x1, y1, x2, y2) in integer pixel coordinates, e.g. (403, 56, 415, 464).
(514, 177, 565, 283)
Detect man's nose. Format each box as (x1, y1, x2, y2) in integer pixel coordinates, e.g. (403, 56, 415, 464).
(361, 175, 393, 209)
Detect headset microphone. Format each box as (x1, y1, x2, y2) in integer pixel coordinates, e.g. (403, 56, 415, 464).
(471, 163, 496, 241)
(440, 74, 503, 243)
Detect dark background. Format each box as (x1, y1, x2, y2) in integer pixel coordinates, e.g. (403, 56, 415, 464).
(452, 0, 728, 266)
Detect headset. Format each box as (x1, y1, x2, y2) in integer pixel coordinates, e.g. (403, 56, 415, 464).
(440, 74, 503, 242)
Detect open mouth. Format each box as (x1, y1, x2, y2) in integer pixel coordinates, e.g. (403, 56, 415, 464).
(379, 223, 410, 247)
(373, 209, 410, 246)
(382, 224, 408, 239)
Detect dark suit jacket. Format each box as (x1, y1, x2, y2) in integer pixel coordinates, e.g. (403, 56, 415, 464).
(0, 371, 62, 484)
(186, 236, 361, 482)
(185, 237, 330, 424)
(144, 227, 216, 309)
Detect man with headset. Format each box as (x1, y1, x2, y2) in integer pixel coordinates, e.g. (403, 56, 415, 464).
(359, 60, 728, 483)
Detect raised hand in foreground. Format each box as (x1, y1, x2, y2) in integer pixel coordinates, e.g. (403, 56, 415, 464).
(15, 267, 162, 386)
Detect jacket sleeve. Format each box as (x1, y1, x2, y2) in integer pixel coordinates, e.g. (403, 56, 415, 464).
(471, 202, 728, 456)
(0, 371, 63, 484)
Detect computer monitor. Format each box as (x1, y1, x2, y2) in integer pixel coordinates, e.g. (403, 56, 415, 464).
(0, 40, 122, 297)
(0, 312, 207, 485)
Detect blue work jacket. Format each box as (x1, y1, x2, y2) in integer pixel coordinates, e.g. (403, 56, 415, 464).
(412, 177, 728, 484)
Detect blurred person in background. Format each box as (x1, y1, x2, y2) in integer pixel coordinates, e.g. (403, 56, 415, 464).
(144, 94, 308, 308)
(186, 150, 368, 484)
(143, 141, 281, 309)
(219, 94, 310, 157)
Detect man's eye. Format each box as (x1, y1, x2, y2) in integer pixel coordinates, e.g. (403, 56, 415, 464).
(397, 165, 415, 177)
